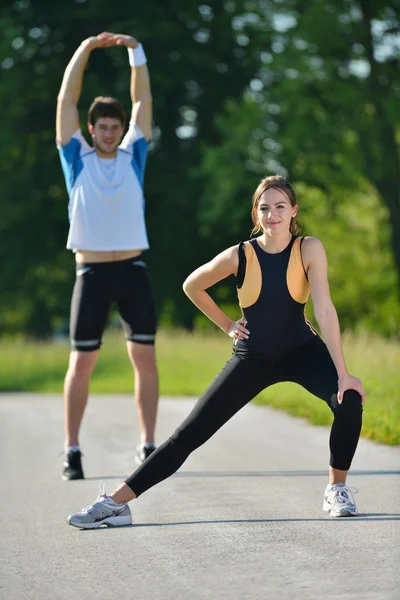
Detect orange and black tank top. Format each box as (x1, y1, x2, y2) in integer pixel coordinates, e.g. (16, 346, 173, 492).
(235, 235, 316, 360)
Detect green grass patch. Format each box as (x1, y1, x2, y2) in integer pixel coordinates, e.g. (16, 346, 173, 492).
(1, 330, 399, 445)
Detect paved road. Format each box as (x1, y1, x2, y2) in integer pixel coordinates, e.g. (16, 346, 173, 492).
(1, 394, 399, 600)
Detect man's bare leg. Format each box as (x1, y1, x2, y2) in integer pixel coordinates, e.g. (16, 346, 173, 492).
(64, 350, 99, 447)
(126, 341, 159, 445)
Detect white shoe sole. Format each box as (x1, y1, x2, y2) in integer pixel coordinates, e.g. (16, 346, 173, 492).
(323, 501, 358, 517)
(67, 514, 132, 529)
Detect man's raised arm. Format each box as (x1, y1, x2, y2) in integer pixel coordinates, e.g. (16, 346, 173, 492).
(112, 34, 152, 141)
(56, 32, 115, 146)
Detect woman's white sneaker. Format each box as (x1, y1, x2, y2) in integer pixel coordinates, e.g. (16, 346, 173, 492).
(67, 482, 132, 529)
(323, 483, 358, 517)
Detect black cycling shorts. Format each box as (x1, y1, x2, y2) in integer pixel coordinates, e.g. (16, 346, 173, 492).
(69, 256, 157, 351)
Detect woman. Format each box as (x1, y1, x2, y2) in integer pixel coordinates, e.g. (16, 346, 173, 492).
(67, 175, 365, 528)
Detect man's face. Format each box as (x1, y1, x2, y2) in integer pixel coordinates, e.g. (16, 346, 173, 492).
(88, 117, 124, 156)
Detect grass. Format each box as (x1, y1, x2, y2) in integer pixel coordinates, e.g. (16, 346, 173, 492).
(1, 329, 399, 445)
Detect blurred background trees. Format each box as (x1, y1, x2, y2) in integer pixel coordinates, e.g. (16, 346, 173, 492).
(0, 0, 399, 338)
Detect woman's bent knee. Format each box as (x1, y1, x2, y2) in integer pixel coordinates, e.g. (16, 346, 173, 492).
(337, 390, 363, 417)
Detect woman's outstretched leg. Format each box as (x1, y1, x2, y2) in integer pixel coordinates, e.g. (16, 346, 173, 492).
(67, 355, 274, 528)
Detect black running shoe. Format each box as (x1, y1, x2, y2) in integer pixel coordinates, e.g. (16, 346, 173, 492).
(62, 450, 84, 480)
(135, 444, 156, 465)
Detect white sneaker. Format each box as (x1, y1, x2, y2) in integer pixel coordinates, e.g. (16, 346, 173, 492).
(67, 482, 132, 529)
(323, 483, 358, 517)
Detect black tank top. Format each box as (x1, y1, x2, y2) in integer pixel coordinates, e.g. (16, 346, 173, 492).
(235, 235, 316, 360)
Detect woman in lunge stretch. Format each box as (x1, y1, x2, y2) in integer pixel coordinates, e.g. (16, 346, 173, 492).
(67, 174, 365, 528)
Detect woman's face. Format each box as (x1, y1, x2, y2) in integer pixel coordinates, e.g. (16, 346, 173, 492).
(256, 188, 298, 235)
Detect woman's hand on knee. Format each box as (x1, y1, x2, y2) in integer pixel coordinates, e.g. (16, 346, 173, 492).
(337, 374, 366, 405)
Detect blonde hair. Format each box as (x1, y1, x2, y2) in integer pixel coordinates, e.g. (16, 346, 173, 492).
(251, 175, 300, 236)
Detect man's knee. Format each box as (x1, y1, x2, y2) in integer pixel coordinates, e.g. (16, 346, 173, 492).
(67, 350, 98, 378)
(127, 341, 157, 371)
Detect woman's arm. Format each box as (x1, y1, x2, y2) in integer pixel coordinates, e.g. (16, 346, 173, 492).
(183, 245, 250, 340)
(303, 237, 366, 403)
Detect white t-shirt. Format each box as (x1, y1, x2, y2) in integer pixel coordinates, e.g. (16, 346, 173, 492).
(57, 122, 150, 251)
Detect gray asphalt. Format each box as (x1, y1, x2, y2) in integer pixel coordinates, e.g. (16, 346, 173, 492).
(1, 393, 399, 600)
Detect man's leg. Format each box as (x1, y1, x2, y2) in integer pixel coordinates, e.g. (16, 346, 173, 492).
(126, 341, 159, 446)
(116, 257, 158, 461)
(64, 261, 111, 479)
(64, 349, 99, 447)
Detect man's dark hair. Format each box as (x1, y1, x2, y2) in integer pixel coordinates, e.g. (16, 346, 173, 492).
(88, 96, 126, 126)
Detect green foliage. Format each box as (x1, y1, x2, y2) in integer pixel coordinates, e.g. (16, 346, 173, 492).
(198, 97, 400, 335)
(0, 0, 399, 337)
(0, 329, 399, 445)
(296, 181, 400, 336)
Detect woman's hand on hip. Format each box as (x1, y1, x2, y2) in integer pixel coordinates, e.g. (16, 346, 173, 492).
(227, 318, 250, 340)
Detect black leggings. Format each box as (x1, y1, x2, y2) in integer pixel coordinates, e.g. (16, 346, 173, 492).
(125, 337, 363, 497)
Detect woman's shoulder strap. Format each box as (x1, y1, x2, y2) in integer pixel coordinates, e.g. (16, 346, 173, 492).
(236, 241, 247, 289)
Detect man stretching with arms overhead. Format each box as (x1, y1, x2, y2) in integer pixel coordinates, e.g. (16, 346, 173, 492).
(56, 32, 158, 480)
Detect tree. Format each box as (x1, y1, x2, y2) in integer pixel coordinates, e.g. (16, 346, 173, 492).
(0, 0, 267, 334)
(267, 0, 400, 287)
(197, 0, 400, 335)
(0, 0, 398, 337)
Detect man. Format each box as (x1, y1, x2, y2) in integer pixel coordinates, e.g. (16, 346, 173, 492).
(56, 32, 158, 480)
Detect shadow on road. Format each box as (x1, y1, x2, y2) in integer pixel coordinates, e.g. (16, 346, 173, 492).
(78, 513, 400, 532)
(85, 470, 400, 481)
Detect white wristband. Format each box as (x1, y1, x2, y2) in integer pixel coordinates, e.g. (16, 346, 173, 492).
(127, 44, 147, 67)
